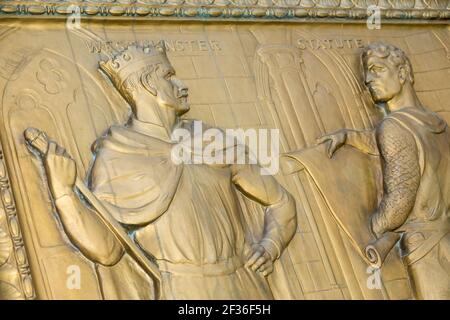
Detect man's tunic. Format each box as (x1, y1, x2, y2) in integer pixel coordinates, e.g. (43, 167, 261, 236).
(87, 119, 273, 299)
(373, 107, 450, 299)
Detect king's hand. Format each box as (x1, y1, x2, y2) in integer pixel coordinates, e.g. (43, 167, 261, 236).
(245, 244, 274, 277)
(24, 128, 77, 200)
(44, 142, 77, 200)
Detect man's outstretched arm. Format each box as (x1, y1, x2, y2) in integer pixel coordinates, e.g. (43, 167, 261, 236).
(317, 129, 379, 158)
(45, 142, 124, 266)
(371, 119, 421, 237)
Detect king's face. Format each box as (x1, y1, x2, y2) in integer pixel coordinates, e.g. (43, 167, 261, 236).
(364, 56, 403, 104)
(153, 62, 190, 115)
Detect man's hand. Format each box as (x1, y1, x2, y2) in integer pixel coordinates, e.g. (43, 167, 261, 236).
(44, 142, 77, 200)
(370, 213, 385, 239)
(245, 244, 274, 277)
(316, 130, 347, 158)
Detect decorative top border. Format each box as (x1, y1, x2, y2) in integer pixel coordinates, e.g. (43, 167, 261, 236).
(0, 0, 449, 23)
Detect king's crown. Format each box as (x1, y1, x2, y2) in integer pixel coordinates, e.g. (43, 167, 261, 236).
(99, 41, 169, 89)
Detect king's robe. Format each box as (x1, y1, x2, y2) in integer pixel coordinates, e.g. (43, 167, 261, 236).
(86, 118, 276, 299)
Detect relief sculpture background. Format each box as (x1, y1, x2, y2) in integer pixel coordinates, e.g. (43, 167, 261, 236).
(0, 17, 448, 299)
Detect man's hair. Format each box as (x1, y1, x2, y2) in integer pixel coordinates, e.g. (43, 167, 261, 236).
(361, 42, 414, 84)
(120, 63, 159, 105)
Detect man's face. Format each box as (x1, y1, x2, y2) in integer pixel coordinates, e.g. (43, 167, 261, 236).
(151, 62, 190, 115)
(364, 56, 403, 104)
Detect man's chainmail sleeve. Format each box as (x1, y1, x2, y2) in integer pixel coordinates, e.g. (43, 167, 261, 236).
(371, 118, 421, 236)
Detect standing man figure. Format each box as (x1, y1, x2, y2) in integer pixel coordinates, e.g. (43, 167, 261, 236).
(319, 42, 450, 299)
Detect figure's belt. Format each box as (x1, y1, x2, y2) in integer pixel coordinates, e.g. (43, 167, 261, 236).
(402, 230, 449, 265)
(157, 256, 244, 276)
(397, 219, 449, 234)
(397, 218, 449, 265)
